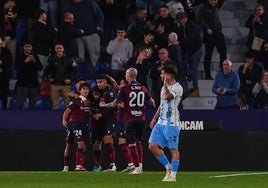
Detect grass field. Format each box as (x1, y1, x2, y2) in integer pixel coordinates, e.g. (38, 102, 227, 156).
(0, 171, 268, 188)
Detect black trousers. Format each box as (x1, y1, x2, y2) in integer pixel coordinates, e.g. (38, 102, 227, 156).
(203, 32, 227, 78)
(0, 74, 10, 109)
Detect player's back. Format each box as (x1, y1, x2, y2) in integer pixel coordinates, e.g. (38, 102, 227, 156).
(121, 81, 150, 122)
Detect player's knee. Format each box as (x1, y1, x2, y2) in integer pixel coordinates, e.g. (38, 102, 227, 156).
(148, 142, 157, 151)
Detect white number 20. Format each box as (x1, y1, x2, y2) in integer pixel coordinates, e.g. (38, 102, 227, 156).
(129, 91, 145, 107)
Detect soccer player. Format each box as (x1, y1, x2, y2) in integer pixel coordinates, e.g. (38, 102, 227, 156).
(89, 85, 103, 172)
(62, 78, 87, 172)
(148, 65, 183, 182)
(62, 82, 91, 171)
(101, 68, 155, 174)
(96, 74, 119, 171)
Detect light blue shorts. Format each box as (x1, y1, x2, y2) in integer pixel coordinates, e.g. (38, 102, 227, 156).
(148, 124, 180, 149)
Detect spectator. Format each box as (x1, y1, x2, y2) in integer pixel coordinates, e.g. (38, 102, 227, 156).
(106, 26, 133, 84)
(39, 0, 58, 28)
(238, 53, 262, 108)
(126, 7, 154, 47)
(150, 48, 176, 107)
(257, 0, 268, 12)
(64, 0, 104, 78)
(135, 0, 164, 17)
(236, 92, 249, 110)
(165, 0, 185, 19)
(97, 0, 131, 45)
(212, 59, 240, 109)
(125, 45, 152, 89)
(133, 29, 158, 60)
(245, 4, 268, 63)
(30, 9, 56, 83)
(1, 0, 18, 65)
(57, 12, 84, 58)
(197, 0, 227, 79)
(0, 38, 13, 109)
(167, 32, 182, 71)
(44, 42, 80, 110)
(252, 70, 268, 109)
(153, 5, 174, 48)
(175, 12, 203, 97)
(15, 41, 43, 110)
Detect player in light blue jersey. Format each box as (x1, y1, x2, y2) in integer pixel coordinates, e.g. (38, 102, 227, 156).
(148, 64, 183, 182)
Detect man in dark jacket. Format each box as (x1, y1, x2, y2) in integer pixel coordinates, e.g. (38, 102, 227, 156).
(44, 43, 80, 110)
(0, 38, 13, 109)
(15, 41, 43, 110)
(57, 12, 84, 58)
(197, 0, 226, 79)
(175, 12, 202, 97)
(64, 0, 104, 78)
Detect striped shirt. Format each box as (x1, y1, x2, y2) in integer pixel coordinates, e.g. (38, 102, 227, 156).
(157, 82, 183, 126)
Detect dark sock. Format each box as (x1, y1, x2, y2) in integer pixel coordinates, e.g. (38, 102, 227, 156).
(119, 144, 133, 164)
(136, 142, 143, 164)
(105, 143, 115, 164)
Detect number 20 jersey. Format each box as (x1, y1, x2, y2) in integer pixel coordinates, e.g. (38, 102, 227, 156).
(117, 81, 152, 122)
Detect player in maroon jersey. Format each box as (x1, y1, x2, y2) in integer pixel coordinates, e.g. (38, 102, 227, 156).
(89, 85, 103, 172)
(62, 78, 87, 172)
(100, 68, 155, 174)
(96, 74, 119, 171)
(62, 82, 90, 171)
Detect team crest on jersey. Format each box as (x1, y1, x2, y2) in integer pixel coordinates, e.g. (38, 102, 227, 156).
(109, 92, 114, 98)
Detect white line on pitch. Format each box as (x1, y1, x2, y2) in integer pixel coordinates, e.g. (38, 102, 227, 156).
(210, 172, 268, 178)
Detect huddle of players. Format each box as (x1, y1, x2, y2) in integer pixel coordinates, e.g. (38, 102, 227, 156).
(62, 68, 155, 174)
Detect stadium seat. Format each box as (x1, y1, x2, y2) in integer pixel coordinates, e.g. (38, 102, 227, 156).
(35, 97, 52, 110)
(7, 96, 29, 110)
(77, 60, 89, 80)
(95, 62, 111, 75)
(90, 80, 97, 91)
(59, 97, 65, 110)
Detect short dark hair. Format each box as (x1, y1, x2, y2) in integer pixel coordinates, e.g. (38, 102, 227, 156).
(75, 77, 86, 84)
(161, 65, 177, 76)
(96, 74, 108, 81)
(79, 82, 90, 91)
(116, 26, 126, 31)
(91, 85, 102, 93)
(245, 52, 255, 59)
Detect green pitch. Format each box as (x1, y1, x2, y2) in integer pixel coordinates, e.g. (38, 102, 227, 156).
(0, 171, 268, 188)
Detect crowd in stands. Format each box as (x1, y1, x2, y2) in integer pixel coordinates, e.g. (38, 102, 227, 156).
(0, 0, 268, 110)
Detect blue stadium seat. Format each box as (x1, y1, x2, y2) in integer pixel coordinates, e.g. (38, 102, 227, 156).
(70, 81, 76, 91)
(95, 62, 111, 75)
(7, 96, 29, 110)
(59, 97, 65, 110)
(90, 80, 97, 91)
(35, 97, 52, 110)
(77, 60, 89, 80)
